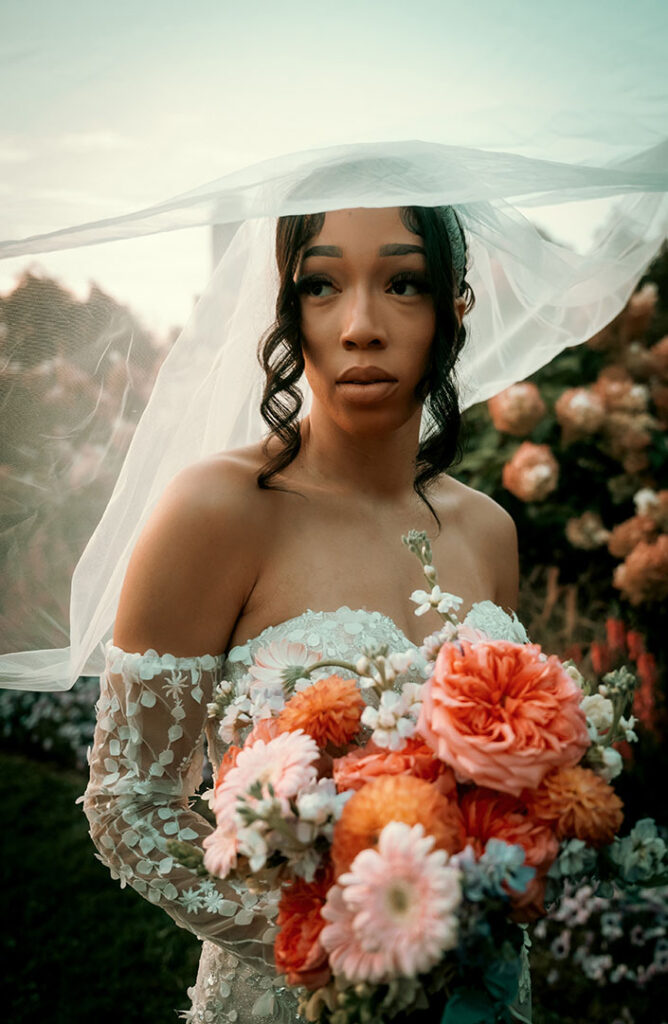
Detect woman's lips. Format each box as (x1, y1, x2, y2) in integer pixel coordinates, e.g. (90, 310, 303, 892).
(336, 380, 399, 403)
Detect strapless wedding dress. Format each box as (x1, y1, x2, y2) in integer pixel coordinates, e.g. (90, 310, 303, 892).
(80, 604, 532, 1023)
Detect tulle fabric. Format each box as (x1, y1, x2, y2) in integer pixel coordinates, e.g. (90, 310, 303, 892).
(1, 138, 667, 690)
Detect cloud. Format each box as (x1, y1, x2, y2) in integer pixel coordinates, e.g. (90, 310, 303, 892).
(30, 186, 133, 211)
(0, 137, 32, 163)
(57, 131, 136, 154)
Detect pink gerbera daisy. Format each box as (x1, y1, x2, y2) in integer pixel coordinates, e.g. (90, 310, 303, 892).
(212, 729, 320, 822)
(202, 821, 239, 878)
(321, 822, 461, 982)
(249, 640, 322, 693)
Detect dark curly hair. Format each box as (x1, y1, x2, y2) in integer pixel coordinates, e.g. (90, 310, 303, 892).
(256, 205, 475, 527)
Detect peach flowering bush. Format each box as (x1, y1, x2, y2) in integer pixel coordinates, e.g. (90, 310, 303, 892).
(608, 489, 668, 607)
(488, 381, 547, 436)
(502, 441, 560, 502)
(164, 531, 666, 1024)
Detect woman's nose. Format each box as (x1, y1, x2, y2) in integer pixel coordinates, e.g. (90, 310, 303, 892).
(340, 288, 386, 349)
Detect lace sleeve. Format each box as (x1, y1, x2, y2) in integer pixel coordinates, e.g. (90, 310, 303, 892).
(78, 643, 279, 973)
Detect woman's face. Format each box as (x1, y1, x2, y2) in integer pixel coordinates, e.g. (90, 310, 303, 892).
(296, 207, 437, 436)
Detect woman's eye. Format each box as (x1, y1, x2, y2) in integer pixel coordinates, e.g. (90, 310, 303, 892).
(296, 276, 335, 298)
(388, 274, 430, 297)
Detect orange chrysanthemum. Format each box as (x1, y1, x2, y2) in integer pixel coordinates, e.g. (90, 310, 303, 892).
(332, 737, 457, 798)
(525, 765, 624, 847)
(277, 675, 365, 748)
(275, 861, 334, 990)
(331, 775, 465, 876)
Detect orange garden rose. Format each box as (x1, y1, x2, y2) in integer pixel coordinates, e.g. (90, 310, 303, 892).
(331, 775, 465, 876)
(525, 765, 623, 847)
(277, 675, 365, 748)
(274, 861, 334, 990)
(502, 442, 559, 502)
(332, 737, 457, 798)
(418, 640, 590, 797)
(487, 382, 547, 436)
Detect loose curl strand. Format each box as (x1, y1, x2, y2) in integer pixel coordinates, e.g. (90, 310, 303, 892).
(256, 205, 475, 526)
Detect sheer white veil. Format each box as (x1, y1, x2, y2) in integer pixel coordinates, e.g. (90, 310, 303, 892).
(1, 137, 667, 691)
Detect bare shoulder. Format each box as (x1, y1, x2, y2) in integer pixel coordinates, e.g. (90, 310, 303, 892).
(113, 443, 270, 657)
(434, 476, 519, 610)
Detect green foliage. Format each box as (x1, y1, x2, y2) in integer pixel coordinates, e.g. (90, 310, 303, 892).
(0, 753, 201, 1023)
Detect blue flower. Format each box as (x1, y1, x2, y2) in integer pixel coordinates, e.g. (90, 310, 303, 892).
(453, 840, 535, 901)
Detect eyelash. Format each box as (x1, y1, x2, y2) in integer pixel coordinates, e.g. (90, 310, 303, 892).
(295, 271, 431, 298)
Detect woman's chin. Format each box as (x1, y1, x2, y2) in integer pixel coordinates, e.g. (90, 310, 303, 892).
(334, 404, 422, 439)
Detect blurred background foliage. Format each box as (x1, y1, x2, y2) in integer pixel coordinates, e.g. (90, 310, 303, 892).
(1, 246, 667, 1022)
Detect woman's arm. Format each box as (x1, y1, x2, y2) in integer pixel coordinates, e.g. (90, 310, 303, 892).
(80, 459, 277, 969)
(113, 457, 260, 657)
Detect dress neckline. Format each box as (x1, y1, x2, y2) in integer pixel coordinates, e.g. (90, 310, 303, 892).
(225, 605, 420, 662)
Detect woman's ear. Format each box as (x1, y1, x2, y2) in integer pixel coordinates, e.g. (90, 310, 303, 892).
(454, 295, 467, 327)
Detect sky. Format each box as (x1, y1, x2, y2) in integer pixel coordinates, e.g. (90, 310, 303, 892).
(1, 0, 666, 336)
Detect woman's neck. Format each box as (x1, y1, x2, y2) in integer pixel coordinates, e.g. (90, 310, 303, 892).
(295, 404, 424, 503)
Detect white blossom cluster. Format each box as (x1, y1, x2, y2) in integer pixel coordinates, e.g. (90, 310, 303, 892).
(236, 777, 353, 880)
(410, 585, 463, 618)
(360, 682, 424, 750)
(356, 649, 416, 690)
(214, 676, 286, 745)
(580, 690, 638, 783)
(419, 623, 459, 669)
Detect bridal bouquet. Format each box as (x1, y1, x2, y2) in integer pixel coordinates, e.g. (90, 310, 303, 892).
(169, 532, 667, 1024)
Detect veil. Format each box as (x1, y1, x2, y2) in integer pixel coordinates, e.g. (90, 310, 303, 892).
(1, 137, 667, 691)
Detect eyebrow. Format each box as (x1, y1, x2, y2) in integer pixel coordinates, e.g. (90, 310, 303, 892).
(301, 242, 426, 260)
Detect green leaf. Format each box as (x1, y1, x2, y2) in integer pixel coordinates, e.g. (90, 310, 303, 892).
(483, 958, 521, 1005)
(441, 989, 497, 1024)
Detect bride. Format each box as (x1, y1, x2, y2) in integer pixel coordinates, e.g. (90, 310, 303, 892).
(4, 132, 664, 1023)
(83, 202, 526, 1023)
